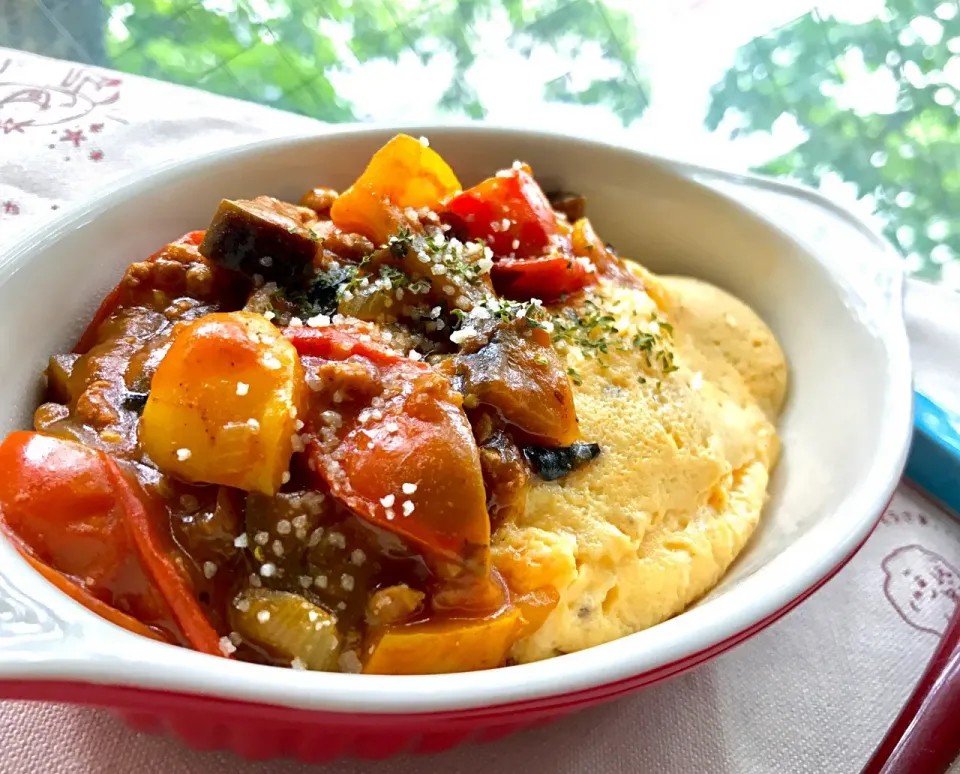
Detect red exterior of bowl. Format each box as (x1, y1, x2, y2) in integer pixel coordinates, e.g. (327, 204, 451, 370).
(0, 513, 881, 763)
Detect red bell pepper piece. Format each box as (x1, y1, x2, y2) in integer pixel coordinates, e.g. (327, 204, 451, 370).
(491, 254, 592, 301)
(283, 325, 409, 368)
(0, 432, 223, 656)
(446, 165, 559, 259)
(102, 456, 223, 655)
(18, 550, 168, 644)
(289, 328, 490, 570)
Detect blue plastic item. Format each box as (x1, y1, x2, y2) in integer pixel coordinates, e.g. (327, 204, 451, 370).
(906, 392, 960, 518)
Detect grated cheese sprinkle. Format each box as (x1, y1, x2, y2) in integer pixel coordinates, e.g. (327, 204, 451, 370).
(450, 327, 476, 344)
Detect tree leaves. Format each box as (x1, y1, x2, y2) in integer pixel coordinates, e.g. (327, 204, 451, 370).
(102, 0, 649, 128)
(708, 6, 960, 280)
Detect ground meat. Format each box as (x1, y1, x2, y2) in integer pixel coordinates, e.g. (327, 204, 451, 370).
(303, 358, 382, 400)
(74, 379, 119, 428)
(300, 187, 339, 217)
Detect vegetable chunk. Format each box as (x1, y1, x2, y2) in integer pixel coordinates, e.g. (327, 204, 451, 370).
(230, 588, 341, 670)
(363, 606, 522, 674)
(199, 196, 318, 285)
(331, 134, 460, 243)
(286, 326, 490, 570)
(141, 312, 304, 495)
(446, 164, 558, 258)
(455, 322, 578, 446)
(0, 431, 221, 653)
(491, 254, 592, 301)
(523, 442, 602, 481)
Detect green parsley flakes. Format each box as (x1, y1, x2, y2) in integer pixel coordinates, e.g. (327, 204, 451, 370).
(550, 296, 677, 384)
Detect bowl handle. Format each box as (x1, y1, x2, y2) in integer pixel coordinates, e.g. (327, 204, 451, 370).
(0, 556, 73, 664)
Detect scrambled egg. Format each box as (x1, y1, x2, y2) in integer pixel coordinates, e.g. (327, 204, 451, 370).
(492, 266, 787, 663)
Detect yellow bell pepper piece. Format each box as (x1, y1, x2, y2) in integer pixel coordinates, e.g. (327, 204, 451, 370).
(141, 311, 304, 495)
(363, 606, 522, 675)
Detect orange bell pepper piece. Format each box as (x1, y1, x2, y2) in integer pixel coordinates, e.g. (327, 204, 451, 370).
(331, 134, 461, 243)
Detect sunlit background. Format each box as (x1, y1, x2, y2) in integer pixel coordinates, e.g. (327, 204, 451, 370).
(3, 0, 959, 287)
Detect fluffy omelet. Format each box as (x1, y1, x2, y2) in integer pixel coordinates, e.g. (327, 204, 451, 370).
(492, 265, 787, 663)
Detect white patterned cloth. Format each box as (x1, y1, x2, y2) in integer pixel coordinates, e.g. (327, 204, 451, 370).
(0, 46, 958, 774)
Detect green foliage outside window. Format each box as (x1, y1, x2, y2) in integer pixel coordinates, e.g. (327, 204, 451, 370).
(104, 0, 648, 125)
(707, 2, 960, 281)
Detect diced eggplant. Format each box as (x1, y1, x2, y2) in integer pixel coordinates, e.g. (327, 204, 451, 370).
(522, 442, 601, 482)
(454, 321, 578, 445)
(199, 196, 318, 286)
(477, 429, 529, 527)
(547, 191, 587, 223)
(121, 391, 150, 414)
(244, 490, 330, 578)
(171, 486, 243, 563)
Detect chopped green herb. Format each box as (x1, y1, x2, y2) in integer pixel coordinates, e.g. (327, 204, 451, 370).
(279, 262, 358, 318)
(388, 226, 413, 259)
(551, 296, 677, 380)
(379, 264, 411, 287)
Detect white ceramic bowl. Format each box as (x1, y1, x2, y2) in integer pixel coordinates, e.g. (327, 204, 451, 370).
(0, 126, 913, 760)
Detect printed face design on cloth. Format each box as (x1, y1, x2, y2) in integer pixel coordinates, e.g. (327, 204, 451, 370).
(882, 544, 960, 636)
